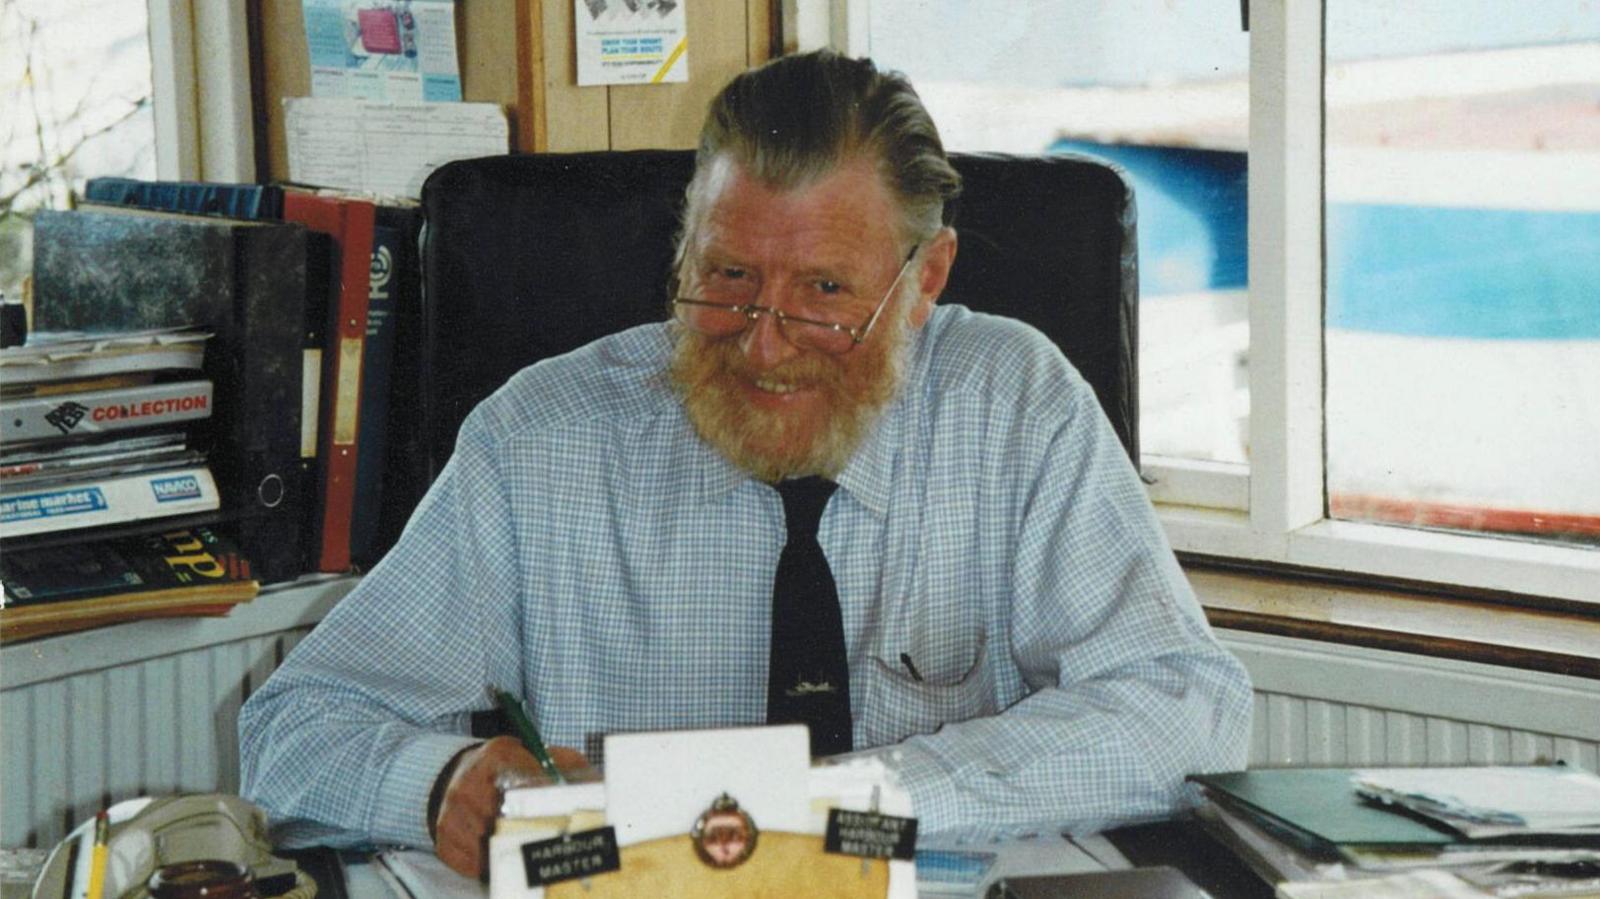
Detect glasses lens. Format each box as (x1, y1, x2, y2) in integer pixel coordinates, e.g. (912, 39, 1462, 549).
(675, 301, 748, 337)
(675, 301, 860, 354)
(783, 320, 856, 356)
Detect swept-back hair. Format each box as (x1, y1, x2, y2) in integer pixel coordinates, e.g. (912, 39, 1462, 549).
(676, 49, 962, 274)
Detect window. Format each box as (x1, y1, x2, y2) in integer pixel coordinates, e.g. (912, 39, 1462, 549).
(0, 0, 255, 303)
(864, 1, 1253, 481)
(0, 0, 156, 297)
(801, 1, 1600, 605)
(1324, 2, 1600, 550)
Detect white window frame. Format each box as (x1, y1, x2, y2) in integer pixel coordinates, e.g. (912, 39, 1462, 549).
(808, 0, 1600, 606)
(146, 0, 255, 182)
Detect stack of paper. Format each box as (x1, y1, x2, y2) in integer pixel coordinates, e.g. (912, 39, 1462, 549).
(1189, 766, 1600, 898)
(1353, 767, 1600, 840)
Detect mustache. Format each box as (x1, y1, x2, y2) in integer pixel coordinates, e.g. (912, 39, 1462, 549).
(693, 339, 846, 390)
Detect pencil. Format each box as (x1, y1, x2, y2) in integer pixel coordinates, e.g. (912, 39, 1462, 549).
(493, 688, 565, 784)
(85, 811, 109, 899)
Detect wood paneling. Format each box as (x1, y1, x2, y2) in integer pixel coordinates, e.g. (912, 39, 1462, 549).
(253, 2, 780, 175)
(257, 0, 310, 182)
(541, 0, 610, 152)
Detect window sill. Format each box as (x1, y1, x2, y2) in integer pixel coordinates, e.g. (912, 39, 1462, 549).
(1186, 562, 1600, 680)
(1159, 502, 1600, 608)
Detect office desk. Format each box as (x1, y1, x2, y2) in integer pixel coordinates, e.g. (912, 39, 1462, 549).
(1105, 818, 1274, 899)
(338, 822, 1269, 898)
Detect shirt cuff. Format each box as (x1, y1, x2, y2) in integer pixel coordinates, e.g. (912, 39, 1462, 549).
(372, 731, 483, 848)
(833, 741, 963, 841)
(889, 741, 965, 840)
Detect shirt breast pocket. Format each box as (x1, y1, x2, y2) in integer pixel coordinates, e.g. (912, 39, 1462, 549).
(859, 632, 996, 746)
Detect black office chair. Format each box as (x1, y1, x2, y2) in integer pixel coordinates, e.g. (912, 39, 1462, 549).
(408, 149, 1137, 499)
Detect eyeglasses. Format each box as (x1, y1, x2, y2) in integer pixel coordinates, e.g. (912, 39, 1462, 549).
(671, 244, 920, 356)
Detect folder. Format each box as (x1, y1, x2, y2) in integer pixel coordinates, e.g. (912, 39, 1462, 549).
(30, 208, 310, 583)
(282, 192, 377, 573)
(1190, 769, 1461, 854)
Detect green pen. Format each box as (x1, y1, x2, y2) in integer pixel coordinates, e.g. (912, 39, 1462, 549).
(493, 688, 565, 784)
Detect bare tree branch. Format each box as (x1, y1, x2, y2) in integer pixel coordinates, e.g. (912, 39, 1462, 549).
(0, 96, 150, 219)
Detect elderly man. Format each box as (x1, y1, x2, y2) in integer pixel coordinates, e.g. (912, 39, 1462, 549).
(239, 50, 1251, 879)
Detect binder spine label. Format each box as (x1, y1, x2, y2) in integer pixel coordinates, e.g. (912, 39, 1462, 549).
(333, 337, 364, 443)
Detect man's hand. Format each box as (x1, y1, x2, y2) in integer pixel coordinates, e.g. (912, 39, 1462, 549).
(433, 736, 589, 879)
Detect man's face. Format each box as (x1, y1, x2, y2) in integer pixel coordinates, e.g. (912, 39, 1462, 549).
(669, 158, 925, 482)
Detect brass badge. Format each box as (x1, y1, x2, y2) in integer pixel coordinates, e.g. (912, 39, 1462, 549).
(689, 792, 758, 869)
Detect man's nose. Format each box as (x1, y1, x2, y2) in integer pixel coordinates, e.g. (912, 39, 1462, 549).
(738, 301, 801, 369)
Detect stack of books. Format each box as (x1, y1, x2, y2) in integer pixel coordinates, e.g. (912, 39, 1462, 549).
(1189, 765, 1600, 898)
(79, 177, 425, 573)
(1, 329, 258, 641)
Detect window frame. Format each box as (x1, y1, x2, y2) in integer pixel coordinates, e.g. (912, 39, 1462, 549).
(808, 0, 1600, 607)
(146, 0, 255, 181)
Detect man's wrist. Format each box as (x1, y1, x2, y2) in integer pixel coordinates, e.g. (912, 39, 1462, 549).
(427, 743, 481, 844)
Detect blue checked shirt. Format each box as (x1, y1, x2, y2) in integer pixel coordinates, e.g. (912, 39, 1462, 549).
(239, 304, 1252, 849)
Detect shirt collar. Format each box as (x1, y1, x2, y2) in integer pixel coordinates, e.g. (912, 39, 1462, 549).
(831, 389, 901, 518)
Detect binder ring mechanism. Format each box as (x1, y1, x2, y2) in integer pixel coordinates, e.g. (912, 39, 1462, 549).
(257, 474, 286, 508)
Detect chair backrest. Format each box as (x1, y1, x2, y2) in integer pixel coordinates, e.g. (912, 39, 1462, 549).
(417, 150, 1138, 483)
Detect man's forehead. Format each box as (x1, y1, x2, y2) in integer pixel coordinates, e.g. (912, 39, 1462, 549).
(690, 155, 899, 260)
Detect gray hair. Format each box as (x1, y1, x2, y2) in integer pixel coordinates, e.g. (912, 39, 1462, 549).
(675, 50, 961, 271)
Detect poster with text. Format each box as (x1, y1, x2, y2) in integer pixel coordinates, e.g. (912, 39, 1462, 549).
(302, 0, 463, 102)
(575, 0, 689, 86)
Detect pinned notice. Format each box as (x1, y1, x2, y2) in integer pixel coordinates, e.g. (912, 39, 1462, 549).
(284, 98, 507, 199)
(574, 0, 689, 86)
(301, 0, 463, 101)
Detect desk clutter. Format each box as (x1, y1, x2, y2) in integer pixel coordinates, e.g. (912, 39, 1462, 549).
(0, 329, 261, 640)
(1, 179, 429, 642)
(28, 794, 319, 899)
(1190, 765, 1600, 898)
(485, 725, 919, 898)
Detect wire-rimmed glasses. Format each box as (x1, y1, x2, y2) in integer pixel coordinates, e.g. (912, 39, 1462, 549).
(672, 244, 920, 356)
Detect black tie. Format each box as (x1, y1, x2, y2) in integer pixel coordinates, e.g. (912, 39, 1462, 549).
(766, 477, 853, 757)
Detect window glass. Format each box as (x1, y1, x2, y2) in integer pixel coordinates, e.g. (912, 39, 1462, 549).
(867, 1, 1251, 464)
(1324, 2, 1600, 547)
(0, 0, 156, 299)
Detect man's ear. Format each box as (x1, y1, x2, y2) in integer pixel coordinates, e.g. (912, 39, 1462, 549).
(908, 227, 957, 329)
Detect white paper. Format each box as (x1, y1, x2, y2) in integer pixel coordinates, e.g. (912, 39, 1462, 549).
(374, 849, 486, 899)
(1276, 870, 1487, 899)
(284, 98, 507, 199)
(301, 0, 463, 102)
(1354, 766, 1600, 834)
(574, 0, 689, 86)
(499, 782, 607, 819)
(602, 724, 810, 846)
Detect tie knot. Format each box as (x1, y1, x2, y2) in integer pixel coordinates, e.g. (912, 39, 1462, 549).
(775, 477, 838, 537)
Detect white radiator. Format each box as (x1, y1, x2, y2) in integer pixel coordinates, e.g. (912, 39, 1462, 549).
(4, 591, 1596, 849)
(1222, 629, 1600, 772)
(1, 579, 350, 849)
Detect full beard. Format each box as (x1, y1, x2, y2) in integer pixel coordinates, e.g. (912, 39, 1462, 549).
(668, 312, 911, 483)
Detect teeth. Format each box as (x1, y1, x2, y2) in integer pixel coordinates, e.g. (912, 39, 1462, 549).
(755, 379, 798, 395)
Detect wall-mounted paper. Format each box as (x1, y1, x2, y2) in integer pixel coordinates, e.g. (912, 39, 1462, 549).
(574, 0, 689, 86)
(285, 99, 506, 199)
(302, 0, 463, 102)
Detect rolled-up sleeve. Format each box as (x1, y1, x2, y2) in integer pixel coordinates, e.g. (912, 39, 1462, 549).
(238, 423, 526, 849)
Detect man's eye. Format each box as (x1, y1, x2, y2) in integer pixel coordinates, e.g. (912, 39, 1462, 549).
(720, 267, 747, 280)
(815, 280, 842, 295)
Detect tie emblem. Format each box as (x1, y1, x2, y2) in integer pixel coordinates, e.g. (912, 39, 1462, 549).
(786, 679, 837, 697)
